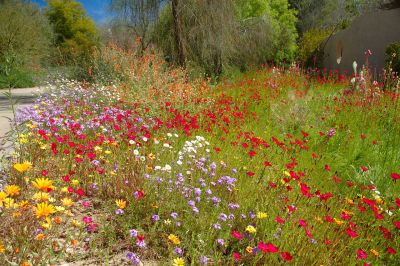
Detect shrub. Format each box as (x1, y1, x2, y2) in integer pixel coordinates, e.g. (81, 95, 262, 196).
(298, 28, 331, 67)
(0, 0, 52, 88)
(385, 42, 400, 74)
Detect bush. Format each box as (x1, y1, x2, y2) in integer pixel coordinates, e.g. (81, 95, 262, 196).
(385, 42, 400, 74)
(298, 28, 331, 67)
(0, 0, 52, 88)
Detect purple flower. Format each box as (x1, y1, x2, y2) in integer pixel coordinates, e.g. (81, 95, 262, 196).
(115, 209, 124, 215)
(188, 200, 196, 207)
(228, 203, 240, 209)
(210, 162, 216, 169)
(219, 213, 228, 221)
(213, 223, 221, 230)
(175, 247, 183, 255)
(152, 214, 160, 222)
(171, 212, 178, 219)
(327, 128, 336, 137)
(194, 188, 202, 196)
(217, 238, 225, 246)
(211, 196, 221, 206)
(126, 252, 141, 265)
(199, 255, 209, 265)
(136, 239, 146, 248)
(129, 229, 138, 237)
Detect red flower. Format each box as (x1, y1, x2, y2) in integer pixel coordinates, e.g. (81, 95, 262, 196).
(357, 248, 367, 259)
(346, 228, 358, 238)
(361, 166, 369, 172)
(231, 230, 242, 240)
(264, 161, 272, 167)
(390, 173, 400, 180)
(275, 217, 285, 224)
(281, 252, 293, 261)
(248, 150, 256, 157)
(324, 164, 331, 171)
(246, 171, 255, 177)
(387, 247, 396, 254)
(258, 242, 279, 253)
(393, 221, 400, 229)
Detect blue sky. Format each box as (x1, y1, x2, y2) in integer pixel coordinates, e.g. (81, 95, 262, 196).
(32, 0, 110, 24)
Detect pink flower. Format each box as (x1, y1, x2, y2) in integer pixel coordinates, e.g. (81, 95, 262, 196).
(231, 230, 242, 240)
(390, 173, 400, 180)
(258, 242, 279, 253)
(387, 247, 396, 254)
(357, 248, 367, 259)
(232, 252, 241, 261)
(346, 228, 358, 238)
(81, 201, 91, 208)
(83, 216, 93, 224)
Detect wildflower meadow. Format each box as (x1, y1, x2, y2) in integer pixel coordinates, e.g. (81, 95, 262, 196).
(0, 55, 399, 266)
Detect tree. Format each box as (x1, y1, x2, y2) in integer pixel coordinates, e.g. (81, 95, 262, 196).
(0, 0, 52, 87)
(46, 0, 99, 63)
(109, 0, 162, 52)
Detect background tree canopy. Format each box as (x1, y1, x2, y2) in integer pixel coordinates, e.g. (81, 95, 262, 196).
(46, 0, 99, 63)
(0, 0, 52, 88)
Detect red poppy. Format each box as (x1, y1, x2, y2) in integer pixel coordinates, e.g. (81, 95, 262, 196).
(264, 161, 272, 167)
(281, 252, 293, 261)
(246, 171, 255, 177)
(390, 173, 400, 180)
(387, 247, 396, 254)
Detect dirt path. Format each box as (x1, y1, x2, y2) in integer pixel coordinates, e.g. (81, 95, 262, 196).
(0, 87, 45, 156)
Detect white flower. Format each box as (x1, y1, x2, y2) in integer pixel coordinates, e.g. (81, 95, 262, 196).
(186, 171, 191, 175)
(154, 139, 159, 144)
(133, 149, 139, 156)
(163, 143, 170, 148)
(140, 156, 145, 161)
(142, 137, 148, 142)
(177, 160, 183, 165)
(164, 164, 172, 171)
(129, 140, 136, 145)
(174, 134, 179, 138)
(167, 133, 172, 137)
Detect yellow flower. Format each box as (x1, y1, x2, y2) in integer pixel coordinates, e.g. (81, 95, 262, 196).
(33, 192, 50, 201)
(42, 217, 52, 229)
(61, 187, 69, 193)
(13, 162, 32, 173)
(32, 178, 55, 192)
(71, 179, 79, 186)
(33, 202, 56, 219)
(315, 216, 323, 223)
(71, 220, 81, 227)
(0, 191, 7, 201)
(246, 246, 253, 253)
(334, 218, 345, 225)
(115, 199, 127, 209)
(21, 262, 31, 266)
(105, 150, 112, 154)
(371, 249, 379, 257)
(168, 234, 181, 245)
(345, 198, 354, 205)
(0, 243, 5, 253)
(71, 239, 78, 247)
(3, 198, 15, 209)
(18, 200, 29, 209)
(245, 225, 257, 234)
(148, 153, 156, 160)
(35, 233, 46, 241)
(164, 219, 172, 225)
(55, 206, 65, 212)
(256, 212, 268, 219)
(61, 197, 74, 207)
(5, 185, 20, 197)
(173, 257, 185, 266)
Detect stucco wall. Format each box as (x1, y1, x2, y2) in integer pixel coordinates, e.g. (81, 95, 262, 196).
(323, 8, 400, 75)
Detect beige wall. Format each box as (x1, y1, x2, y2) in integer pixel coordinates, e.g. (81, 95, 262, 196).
(323, 8, 400, 76)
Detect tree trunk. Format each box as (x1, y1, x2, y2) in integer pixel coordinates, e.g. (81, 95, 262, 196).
(171, 0, 185, 66)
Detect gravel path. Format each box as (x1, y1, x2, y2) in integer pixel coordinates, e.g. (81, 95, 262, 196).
(0, 87, 45, 156)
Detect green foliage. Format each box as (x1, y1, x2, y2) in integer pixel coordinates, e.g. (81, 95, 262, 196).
(46, 0, 99, 64)
(0, 0, 52, 88)
(385, 42, 400, 74)
(235, 0, 298, 61)
(298, 28, 331, 66)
